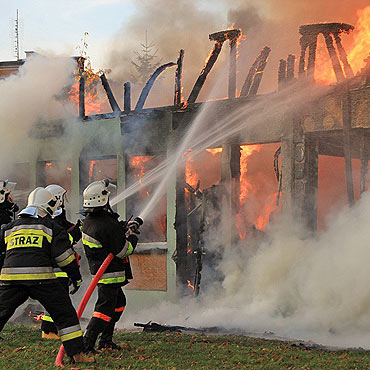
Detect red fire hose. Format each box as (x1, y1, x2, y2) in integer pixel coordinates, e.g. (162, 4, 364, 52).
(55, 253, 114, 367)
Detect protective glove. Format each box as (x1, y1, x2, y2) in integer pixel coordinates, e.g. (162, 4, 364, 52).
(69, 279, 82, 295)
(127, 219, 141, 234)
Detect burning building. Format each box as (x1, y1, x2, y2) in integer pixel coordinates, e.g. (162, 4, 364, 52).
(6, 13, 370, 311)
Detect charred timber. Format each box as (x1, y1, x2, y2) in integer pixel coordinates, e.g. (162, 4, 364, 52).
(174, 49, 184, 107)
(323, 33, 345, 82)
(287, 54, 296, 80)
(124, 82, 131, 112)
(278, 59, 287, 87)
(240, 46, 271, 97)
(209, 29, 241, 43)
(228, 38, 237, 98)
(100, 73, 121, 114)
(79, 76, 85, 119)
(135, 62, 176, 111)
(186, 41, 224, 105)
(299, 23, 354, 37)
(78, 57, 85, 119)
(333, 32, 354, 79)
(249, 50, 270, 96)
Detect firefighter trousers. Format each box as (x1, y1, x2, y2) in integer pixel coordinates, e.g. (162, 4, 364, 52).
(0, 282, 84, 356)
(41, 278, 69, 335)
(85, 284, 126, 346)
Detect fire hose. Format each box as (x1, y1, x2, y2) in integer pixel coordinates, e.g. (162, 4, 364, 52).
(55, 252, 114, 366)
(55, 216, 143, 366)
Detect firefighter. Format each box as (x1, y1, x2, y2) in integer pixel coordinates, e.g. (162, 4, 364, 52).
(81, 179, 139, 352)
(41, 184, 82, 339)
(0, 180, 18, 226)
(0, 187, 93, 363)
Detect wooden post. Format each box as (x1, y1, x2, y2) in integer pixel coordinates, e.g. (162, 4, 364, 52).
(342, 86, 355, 206)
(303, 136, 319, 232)
(100, 73, 121, 113)
(187, 41, 224, 104)
(323, 32, 345, 83)
(360, 132, 368, 195)
(78, 57, 85, 120)
(307, 36, 318, 81)
(278, 59, 287, 88)
(287, 54, 296, 80)
(174, 49, 184, 107)
(124, 82, 131, 113)
(174, 165, 189, 292)
(228, 39, 237, 98)
(333, 32, 354, 79)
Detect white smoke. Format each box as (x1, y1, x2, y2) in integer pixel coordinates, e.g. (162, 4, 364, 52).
(122, 191, 370, 349)
(0, 54, 75, 175)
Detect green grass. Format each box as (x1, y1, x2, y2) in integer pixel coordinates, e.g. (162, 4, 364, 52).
(1, 324, 370, 369)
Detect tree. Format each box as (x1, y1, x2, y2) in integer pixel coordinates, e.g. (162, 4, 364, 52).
(131, 31, 161, 84)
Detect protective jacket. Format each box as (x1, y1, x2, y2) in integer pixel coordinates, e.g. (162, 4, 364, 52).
(54, 209, 82, 245)
(0, 214, 81, 285)
(51, 209, 82, 279)
(82, 210, 137, 286)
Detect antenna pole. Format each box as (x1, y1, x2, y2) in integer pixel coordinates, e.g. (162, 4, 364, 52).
(14, 9, 20, 61)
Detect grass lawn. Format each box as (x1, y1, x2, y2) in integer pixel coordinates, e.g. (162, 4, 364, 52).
(1, 324, 370, 369)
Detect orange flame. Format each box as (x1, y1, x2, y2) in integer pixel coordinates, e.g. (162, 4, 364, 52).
(130, 156, 152, 189)
(88, 160, 97, 182)
(348, 6, 370, 73)
(187, 280, 195, 291)
(185, 156, 199, 190)
(315, 6, 370, 84)
(206, 147, 222, 155)
(45, 162, 52, 168)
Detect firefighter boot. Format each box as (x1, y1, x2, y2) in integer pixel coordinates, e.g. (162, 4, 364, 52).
(98, 321, 121, 350)
(71, 352, 95, 363)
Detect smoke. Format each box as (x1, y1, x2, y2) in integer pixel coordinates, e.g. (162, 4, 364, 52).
(0, 55, 75, 176)
(123, 191, 370, 348)
(105, 0, 369, 104)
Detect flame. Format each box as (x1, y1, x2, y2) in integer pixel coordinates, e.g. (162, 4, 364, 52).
(66, 167, 72, 172)
(68, 54, 105, 116)
(88, 160, 97, 182)
(187, 280, 195, 291)
(315, 6, 370, 84)
(254, 192, 279, 230)
(130, 156, 152, 190)
(348, 6, 370, 73)
(187, 234, 192, 254)
(239, 145, 260, 204)
(45, 162, 52, 168)
(206, 147, 222, 155)
(185, 156, 199, 190)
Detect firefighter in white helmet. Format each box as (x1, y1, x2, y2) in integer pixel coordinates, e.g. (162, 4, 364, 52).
(41, 184, 82, 339)
(0, 187, 93, 363)
(0, 180, 18, 227)
(81, 179, 140, 352)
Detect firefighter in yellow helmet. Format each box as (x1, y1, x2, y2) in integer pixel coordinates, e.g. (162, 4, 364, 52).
(0, 187, 93, 363)
(41, 184, 82, 339)
(81, 179, 140, 352)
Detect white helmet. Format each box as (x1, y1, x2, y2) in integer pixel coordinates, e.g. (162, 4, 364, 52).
(45, 184, 67, 210)
(83, 179, 110, 208)
(0, 180, 16, 204)
(27, 187, 58, 217)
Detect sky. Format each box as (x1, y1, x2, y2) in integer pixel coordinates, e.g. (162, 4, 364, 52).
(0, 0, 137, 68)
